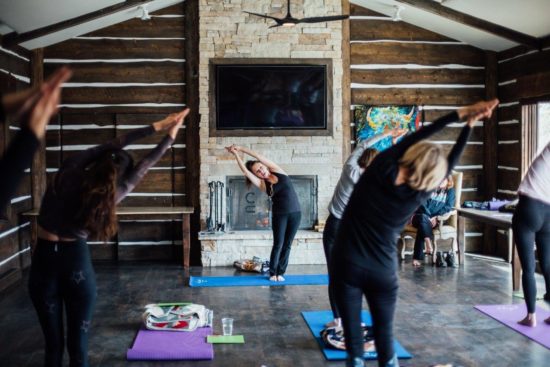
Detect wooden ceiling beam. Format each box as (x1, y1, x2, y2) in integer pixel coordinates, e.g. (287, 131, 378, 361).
(1, 0, 152, 49)
(395, 0, 541, 50)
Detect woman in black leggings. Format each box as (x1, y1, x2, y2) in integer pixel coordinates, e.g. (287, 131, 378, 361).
(331, 99, 498, 367)
(512, 141, 550, 327)
(226, 145, 301, 281)
(29, 109, 189, 367)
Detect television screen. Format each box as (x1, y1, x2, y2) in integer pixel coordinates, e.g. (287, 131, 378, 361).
(215, 64, 327, 130)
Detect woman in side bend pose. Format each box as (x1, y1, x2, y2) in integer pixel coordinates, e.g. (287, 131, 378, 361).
(29, 108, 189, 367)
(324, 128, 407, 328)
(226, 145, 301, 282)
(331, 99, 498, 367)
(513, 140, 550, 327)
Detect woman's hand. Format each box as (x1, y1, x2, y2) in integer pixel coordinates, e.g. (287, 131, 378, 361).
(167, 108, 189, 139)
(458, 99, 499, 123)
(22, 67, 73, 139)
(390, 128, 408, 144)
(225, 144, 239, 155)
(153, 108, 189, 132)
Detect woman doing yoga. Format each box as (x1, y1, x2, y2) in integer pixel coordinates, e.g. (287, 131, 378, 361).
(226, 145, 301, 282)
(324, 128, 406, 328)
(513, 140, 550, 327)
(331, 99, 498, 367)
(29, 108, 189, 367)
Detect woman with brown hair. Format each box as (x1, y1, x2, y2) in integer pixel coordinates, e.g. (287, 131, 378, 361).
(29, 108, 189, 367)
(331, 99, 498, 367)
(226, 145, 301, 282)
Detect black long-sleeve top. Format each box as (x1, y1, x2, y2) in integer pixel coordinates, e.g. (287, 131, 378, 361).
(0, 97, 40, 217)
(38, 126, 173, 239)
(335, 111, 470, 274)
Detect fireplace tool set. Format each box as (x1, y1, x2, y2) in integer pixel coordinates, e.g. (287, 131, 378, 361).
(206, 181, 225, 232)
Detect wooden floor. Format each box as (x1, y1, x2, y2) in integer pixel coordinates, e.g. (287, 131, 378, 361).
(0, 256, 549, 367)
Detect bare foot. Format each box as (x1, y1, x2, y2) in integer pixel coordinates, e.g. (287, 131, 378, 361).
(325, 318, 341, 328)
(269, 275, 278, 282)
(412, 259, 422, 267)
(518, 314, 536, 327)
(277, 275, 285, 281)
(544, 317, 550, 325)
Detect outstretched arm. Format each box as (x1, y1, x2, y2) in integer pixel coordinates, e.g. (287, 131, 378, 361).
(225, 146, 265, 192)
(116, 109, 189, 202)
(63, 110, 188, 169)
(383, 99, 499, 161)
(231, 145, 286, 175)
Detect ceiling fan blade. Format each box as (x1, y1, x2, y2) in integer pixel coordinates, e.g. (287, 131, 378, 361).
(297, 15, 350, 24)
(243, 11, 282, 22)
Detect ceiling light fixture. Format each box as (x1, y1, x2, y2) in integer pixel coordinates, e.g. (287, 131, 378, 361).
(138, 5, 151, 21)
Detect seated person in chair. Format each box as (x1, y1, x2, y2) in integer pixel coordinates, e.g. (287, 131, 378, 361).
(411, 175, 455, 267)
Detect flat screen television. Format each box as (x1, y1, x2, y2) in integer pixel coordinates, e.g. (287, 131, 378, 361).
(213, 63, 329, 132)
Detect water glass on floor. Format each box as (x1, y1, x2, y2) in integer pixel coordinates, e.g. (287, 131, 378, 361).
(222, 317, 233, 336)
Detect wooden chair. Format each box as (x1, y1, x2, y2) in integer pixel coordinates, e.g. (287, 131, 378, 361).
(398, 170, 463, 263)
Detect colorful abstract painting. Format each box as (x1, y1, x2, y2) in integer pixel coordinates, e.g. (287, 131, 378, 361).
(354, 105, 420, 151)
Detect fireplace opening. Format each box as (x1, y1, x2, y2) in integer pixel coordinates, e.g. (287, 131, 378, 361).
(226, 175, 318, 230)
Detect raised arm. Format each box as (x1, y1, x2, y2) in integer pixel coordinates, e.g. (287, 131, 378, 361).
(116, 109, 189, 202)
(226, 146, 265, 192)
(347, 128, 406, 168)
(382, 99, 499, 161)
(233, 145, 286, 175)
(63, 110, 187, 169)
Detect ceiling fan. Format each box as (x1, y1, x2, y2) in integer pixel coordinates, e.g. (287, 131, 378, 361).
(244, 0, 349, 28)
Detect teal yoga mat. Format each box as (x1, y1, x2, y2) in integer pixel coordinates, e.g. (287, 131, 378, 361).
(301, 310, 413, 360)
(189, 274, 328, 287)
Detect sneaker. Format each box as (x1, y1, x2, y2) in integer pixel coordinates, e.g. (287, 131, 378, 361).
(435, 251, 447, 267)
(277, 275, 285, 282)
(445, 251, 458, 268)
(269, 275, 278, 281)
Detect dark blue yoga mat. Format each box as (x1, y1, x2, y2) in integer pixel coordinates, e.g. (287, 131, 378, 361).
(301, 310, 412, 360)
(189, 274, 328, 287)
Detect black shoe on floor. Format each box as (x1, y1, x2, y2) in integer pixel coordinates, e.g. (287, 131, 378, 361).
(445, 251, 458, 268)
(435, 251, 447, 267)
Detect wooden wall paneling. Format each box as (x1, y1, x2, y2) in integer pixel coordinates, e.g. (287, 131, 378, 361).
(497, 168, 521, 191)
(61, 85, 185, 105)
(498, 144, 521, 168)
(498, 49, 550, 81)
(352, 87, 484, 106)
(351, 19, 454, 42)
(498, 104, 520, 123)
(0, 49, 30, 77)
(350, 43, 485, 66)
(85, 17, 185, 38)
(45, 62, 185, 84)
(516, 71, 550, 100)
(183, 0, 200, 266)
(44, 39, 185, 60)
(429, 125, 483, 142)
(351, 68, 484, 85)
(497, 123, 520, 141)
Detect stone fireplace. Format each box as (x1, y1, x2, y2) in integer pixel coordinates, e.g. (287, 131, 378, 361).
(226, 175, 318, 231)
(198, 0, 344, 266)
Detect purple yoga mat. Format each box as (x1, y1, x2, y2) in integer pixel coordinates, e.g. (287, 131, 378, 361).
(475, 304, 550, 349)
(127, 326, 214, 361)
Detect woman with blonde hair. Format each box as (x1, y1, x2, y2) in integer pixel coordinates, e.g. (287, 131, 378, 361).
(331, 99, 498, 367)
(226, 145, 301, 281)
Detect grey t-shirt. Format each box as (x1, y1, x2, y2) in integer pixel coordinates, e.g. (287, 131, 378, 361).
(328, 134, 386, 219)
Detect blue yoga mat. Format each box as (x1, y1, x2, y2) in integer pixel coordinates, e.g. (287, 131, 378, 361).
(301, 310, 412, 360)
(189, 274, 328, 287)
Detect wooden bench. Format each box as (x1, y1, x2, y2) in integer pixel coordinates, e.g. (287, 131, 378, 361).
(22, 206, 194, 270)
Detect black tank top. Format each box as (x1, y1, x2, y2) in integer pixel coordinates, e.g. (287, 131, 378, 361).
(267, 172, 301, 214)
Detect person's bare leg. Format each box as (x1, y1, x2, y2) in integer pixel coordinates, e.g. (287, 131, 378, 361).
(424, 238, 433, 254)
(518, 313, 536, 327)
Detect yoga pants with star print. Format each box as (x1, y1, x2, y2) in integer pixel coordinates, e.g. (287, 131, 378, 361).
(29, 238, 97, 367)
